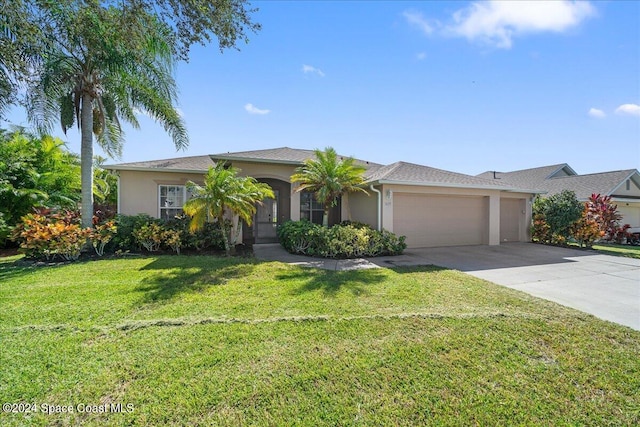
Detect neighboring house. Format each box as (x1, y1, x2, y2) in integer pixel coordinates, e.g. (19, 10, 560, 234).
(477, 164, 640, 229)
(106, 147, 538, 248)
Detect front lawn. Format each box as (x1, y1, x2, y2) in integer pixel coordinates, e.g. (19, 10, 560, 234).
(590, 243, 640, 259)
(1, 255, 638, 426)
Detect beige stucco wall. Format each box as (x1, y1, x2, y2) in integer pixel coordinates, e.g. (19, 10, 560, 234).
(117, 170, 205, 217)
(348, 191, 378, 228)
(231, 161, 296, 183)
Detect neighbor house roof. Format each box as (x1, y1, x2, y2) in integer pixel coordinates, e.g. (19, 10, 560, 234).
(477, 163, 577, 188)
(366, 161, 538, 192)
(536, 170, 639, 200)
(211, 147, 382, 170)
(478, 164, 640, 200)
(105, 155, 214, 173)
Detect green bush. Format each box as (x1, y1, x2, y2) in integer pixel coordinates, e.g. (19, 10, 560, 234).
(110, 214, 228, 253)
(110, 214, 156, 252)
(12, 212, 91, 261)
(532, 190, 583, 245)
(278, 220, 406, 258)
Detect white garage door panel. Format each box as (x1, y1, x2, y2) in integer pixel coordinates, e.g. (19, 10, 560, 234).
(394, 194, 488, 248)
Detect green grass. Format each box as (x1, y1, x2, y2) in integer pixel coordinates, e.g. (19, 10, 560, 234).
(590, 243, 640, 259)
(1, 255, 639, 426)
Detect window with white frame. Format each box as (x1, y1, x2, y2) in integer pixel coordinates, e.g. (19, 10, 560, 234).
(159, 185, 187, 220)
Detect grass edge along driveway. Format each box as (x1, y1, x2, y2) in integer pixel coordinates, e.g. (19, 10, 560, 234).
(1, 254, 639, 426)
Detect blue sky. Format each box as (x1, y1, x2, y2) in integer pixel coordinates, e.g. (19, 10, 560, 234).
(3, 0, 639, 175)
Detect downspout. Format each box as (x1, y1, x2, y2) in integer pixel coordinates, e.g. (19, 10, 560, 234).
(369, 184, 382, 231)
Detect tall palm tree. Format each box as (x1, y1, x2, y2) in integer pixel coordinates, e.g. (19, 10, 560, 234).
(183, 164, 274, 255)
(291, 147, 368, 227)
(26, 3, 187, 228)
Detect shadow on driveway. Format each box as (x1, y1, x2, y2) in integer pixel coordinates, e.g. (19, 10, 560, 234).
(371, 242, 593, 271)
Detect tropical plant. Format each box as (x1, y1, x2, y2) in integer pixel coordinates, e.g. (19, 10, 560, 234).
(571, 206, 602, 248)
(25, 3, 189, 229)
(183, 164, 274, 255)
(585, 194, 624, 240)
(1, 0, 259, 118)
(0, 129, 82, 245)
(290, 147, 368, 227)
(532, 190, 583, 245)
(12, 210, 91, 261)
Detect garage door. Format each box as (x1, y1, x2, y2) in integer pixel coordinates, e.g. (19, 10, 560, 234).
(500, 198, 525, 242)
(393, 194, 488, 248)
(618, 204, 640, 228)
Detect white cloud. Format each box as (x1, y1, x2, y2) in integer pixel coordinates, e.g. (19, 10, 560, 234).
(244, 103, 270, 115)
(588, 108, 605, 119)
(615, 103, 640, 117)
(416, 52, 427, 61)
(403, 10, 435, 35)
(431, 1, 595, 49)
(302, 64, 325, 77)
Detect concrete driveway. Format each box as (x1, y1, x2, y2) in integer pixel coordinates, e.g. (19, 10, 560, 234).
(254, 242, 640, 330)
(375, 243, 640, 331)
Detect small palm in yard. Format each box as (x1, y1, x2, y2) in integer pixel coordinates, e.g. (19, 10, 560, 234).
(184, 164, 274, 255)
(291, 147, 368, 226)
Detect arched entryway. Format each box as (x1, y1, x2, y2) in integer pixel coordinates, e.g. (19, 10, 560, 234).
(243, 178, 291, 244)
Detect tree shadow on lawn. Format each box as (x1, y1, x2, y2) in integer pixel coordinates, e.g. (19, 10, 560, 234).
(281, 267, 388, 297)
(134, 256, 257, 304)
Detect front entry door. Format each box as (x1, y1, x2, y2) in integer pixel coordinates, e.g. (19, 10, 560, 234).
(255, 190, 279, 242)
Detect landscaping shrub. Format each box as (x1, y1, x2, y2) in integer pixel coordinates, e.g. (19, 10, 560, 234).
(111, 214, 228, 253)
(12, 211, 91, 261)
(533, 192, 633, 247)
(133, 222, 165, 252)
(278, 220, 406, 258)
(109, 214, 156, 252)
(571, 206, 602, 248)
(91, 219, 117, 256)
(532, 191, 583, 245)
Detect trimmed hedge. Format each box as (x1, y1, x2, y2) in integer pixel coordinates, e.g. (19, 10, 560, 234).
(277, 220, 406, 258)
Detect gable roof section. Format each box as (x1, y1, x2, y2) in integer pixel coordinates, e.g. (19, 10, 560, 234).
(211, 147, 382, 170)
(478, 163, 639, 200)
(477, 163, 576, 188)
(367, 161, 536, 192)
(540, 170, 639, 200)
(105, 155, 214, 173)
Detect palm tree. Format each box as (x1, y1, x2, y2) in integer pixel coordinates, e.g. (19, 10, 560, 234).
(183, 164, 274, 255)
(26, 3, 187, 228)
(291, 147, 368, 227)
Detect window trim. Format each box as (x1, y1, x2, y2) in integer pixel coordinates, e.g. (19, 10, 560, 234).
(158, 184, 188, 220)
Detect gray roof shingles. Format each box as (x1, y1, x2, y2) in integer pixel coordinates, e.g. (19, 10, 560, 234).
(478, 164, 638, 199)
(538, 170, 637, 199)
(211, 147, 382, 170)
(366, 161, 517, 189)
(105, 155, 214, 172)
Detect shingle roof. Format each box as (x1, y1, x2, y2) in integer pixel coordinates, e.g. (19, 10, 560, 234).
(476, 164, 576, 188)
(366, 161, 525, 190)
(105, 155, 214, 172)
(211, 147, 382, 169)
(539, 170, 638, 200)
(477, 163, 640, 199)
